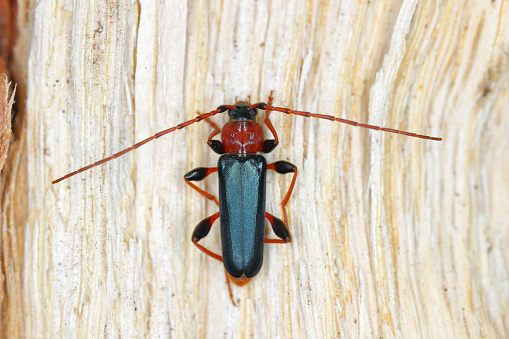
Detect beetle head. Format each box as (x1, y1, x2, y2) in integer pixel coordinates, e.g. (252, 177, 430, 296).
(228, 102, 258, 121)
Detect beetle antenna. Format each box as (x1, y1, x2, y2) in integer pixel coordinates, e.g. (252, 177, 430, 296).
(52, 106, 232, 184)
(254, 104, 442, 141)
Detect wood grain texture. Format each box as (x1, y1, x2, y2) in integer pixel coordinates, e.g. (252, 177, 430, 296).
(7, 0, 508, 337)
(1, 78, 25, 339)
(0, 77, 15, 171)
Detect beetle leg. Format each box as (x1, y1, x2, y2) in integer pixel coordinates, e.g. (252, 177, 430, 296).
(267, 161, 298, 225)
(264, 212, 291, 243)
(224, 270, 237, 306)
(191, 212, 222, 261)
(193, 213, 238, 306)
(261, 91, 279, 153)
(197, 111, 226, 154)
(184, 167, 219, 206)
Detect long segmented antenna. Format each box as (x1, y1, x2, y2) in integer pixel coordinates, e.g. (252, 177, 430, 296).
(52, 106, 232, 184)
(53, 101, 442, 184)
(256, 104, 442, 141)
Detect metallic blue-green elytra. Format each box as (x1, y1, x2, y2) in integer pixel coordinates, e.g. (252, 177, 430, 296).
(218, 154, 267, 278)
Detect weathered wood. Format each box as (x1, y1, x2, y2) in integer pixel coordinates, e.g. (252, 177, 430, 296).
(3, 0, 508, 337)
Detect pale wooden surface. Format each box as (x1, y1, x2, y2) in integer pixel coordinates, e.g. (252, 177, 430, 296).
(4, 0, 508, 337)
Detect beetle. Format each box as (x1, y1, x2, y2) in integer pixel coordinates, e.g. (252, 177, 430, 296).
(53, 92, 441, 305)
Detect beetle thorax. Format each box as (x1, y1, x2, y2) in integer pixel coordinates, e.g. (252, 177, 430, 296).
(221, 121, 264, 154)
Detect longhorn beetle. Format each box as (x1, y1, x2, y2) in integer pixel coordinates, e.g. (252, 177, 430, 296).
(53, 91, 442, 305)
